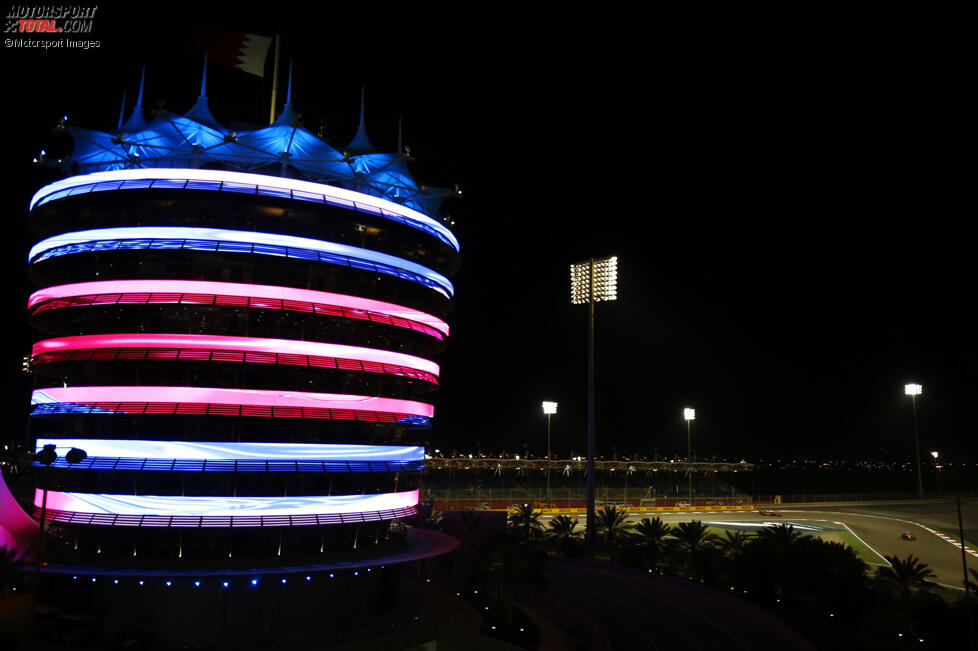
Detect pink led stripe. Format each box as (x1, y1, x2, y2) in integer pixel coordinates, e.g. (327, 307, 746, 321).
(28, 280, 449, 337)
(32, 348, 438, 385)
(36, 506, 417, 527)
(34, 386, 434, 418)
(34, 488, 420, 517)
(32, 334, 439, 377)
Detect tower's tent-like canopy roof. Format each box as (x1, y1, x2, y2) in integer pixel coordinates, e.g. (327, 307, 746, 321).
(48, 64, 452, 218)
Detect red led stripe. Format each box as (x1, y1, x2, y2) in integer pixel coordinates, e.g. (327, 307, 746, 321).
(31, 291, 444, 340)
(63, 401, 419, 421)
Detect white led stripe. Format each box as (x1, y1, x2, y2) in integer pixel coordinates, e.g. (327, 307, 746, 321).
(28, 226, 454, 297)
(35, 439, 424, 462)
(29, 168, 460, 252)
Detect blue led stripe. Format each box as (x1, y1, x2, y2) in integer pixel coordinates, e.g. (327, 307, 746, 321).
(29, 227, 454, 297)
(29, 169, 460, 252)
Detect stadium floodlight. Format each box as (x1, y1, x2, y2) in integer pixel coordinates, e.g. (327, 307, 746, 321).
(570, 256, 618, 304)
(683, 408, 696, 504)
(542, 401, 557, 504)
(904, 383, 924, 499)
(570, 256, 618, 560)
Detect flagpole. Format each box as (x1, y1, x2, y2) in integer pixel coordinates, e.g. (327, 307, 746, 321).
(268, 33, 281, 124)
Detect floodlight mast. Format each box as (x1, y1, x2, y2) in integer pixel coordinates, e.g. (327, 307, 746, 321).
(542, 401, 557, 504)
(570, 256, 617, 559)
(905, 383, 924, 499)
(684, 408, 695, 504)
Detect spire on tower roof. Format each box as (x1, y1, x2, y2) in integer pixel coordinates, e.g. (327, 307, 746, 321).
(344, 85, 376, 156)
(119, 65, 148, 132)
(185, 53, 223, 130)
(116, 90, 127, 130)
(271, 60, 298, 127)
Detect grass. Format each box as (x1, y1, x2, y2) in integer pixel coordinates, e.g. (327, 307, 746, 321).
(694, 519, 890, 565)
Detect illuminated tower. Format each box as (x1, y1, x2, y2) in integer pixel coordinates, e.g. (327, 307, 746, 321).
(9, 66, 459, 642)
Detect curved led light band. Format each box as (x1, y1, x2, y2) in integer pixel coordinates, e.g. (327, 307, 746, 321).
(29, 168, 460, 252)
(32, 387, 434, 418)
(34, 488, 419, 517)
(35, 439, 424, 462)
(28, 279, 449, 337)
(32, 334, 440, 377)
(28, 227, 454, 298)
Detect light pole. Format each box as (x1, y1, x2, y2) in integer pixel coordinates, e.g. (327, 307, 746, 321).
(571, 255, 618, 559)
(542, 401, 557, 505)
(905, 383, 923, 499)
(684, 408, 695, 505)
(930, 450, 941, 494)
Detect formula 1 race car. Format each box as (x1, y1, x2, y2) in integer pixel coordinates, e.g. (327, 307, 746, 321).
(759, 509, 780, 517)
(901, 532, 916, 541)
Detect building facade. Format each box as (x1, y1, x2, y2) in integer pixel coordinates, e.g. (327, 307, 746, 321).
(7, 67, 459, 643)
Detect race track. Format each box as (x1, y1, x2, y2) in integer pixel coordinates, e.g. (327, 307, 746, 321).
(548, 499, 978, 594)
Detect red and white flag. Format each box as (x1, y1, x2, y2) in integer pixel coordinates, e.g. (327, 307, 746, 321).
(191, 25, 273, 77)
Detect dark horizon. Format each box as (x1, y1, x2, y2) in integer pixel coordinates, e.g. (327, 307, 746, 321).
(4, 6, 974, 465)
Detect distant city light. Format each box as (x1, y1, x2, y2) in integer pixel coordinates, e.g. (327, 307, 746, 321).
(570, 256, 617, 304)
(684, 408, 696, 421)
(904, 383, 922, 396)
(930, 451, 938, 459)
(542, 401, 558, 415)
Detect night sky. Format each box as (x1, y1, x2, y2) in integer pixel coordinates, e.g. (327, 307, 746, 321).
(4, 6, 974, 463)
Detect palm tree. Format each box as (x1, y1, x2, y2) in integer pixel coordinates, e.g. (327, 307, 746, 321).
(508, 503, 543, 541)
(634, 517, 670, 567)
(757, 523, 801, 548)
(671, 520, 717, 556)
(547, 515, 579, 537)
(715, 529, 750, 559)
(544, 515, 582, 556)
(876, 554, 937, 635)
(667, 520, 719, 581)
(594, 506, 633, 562)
